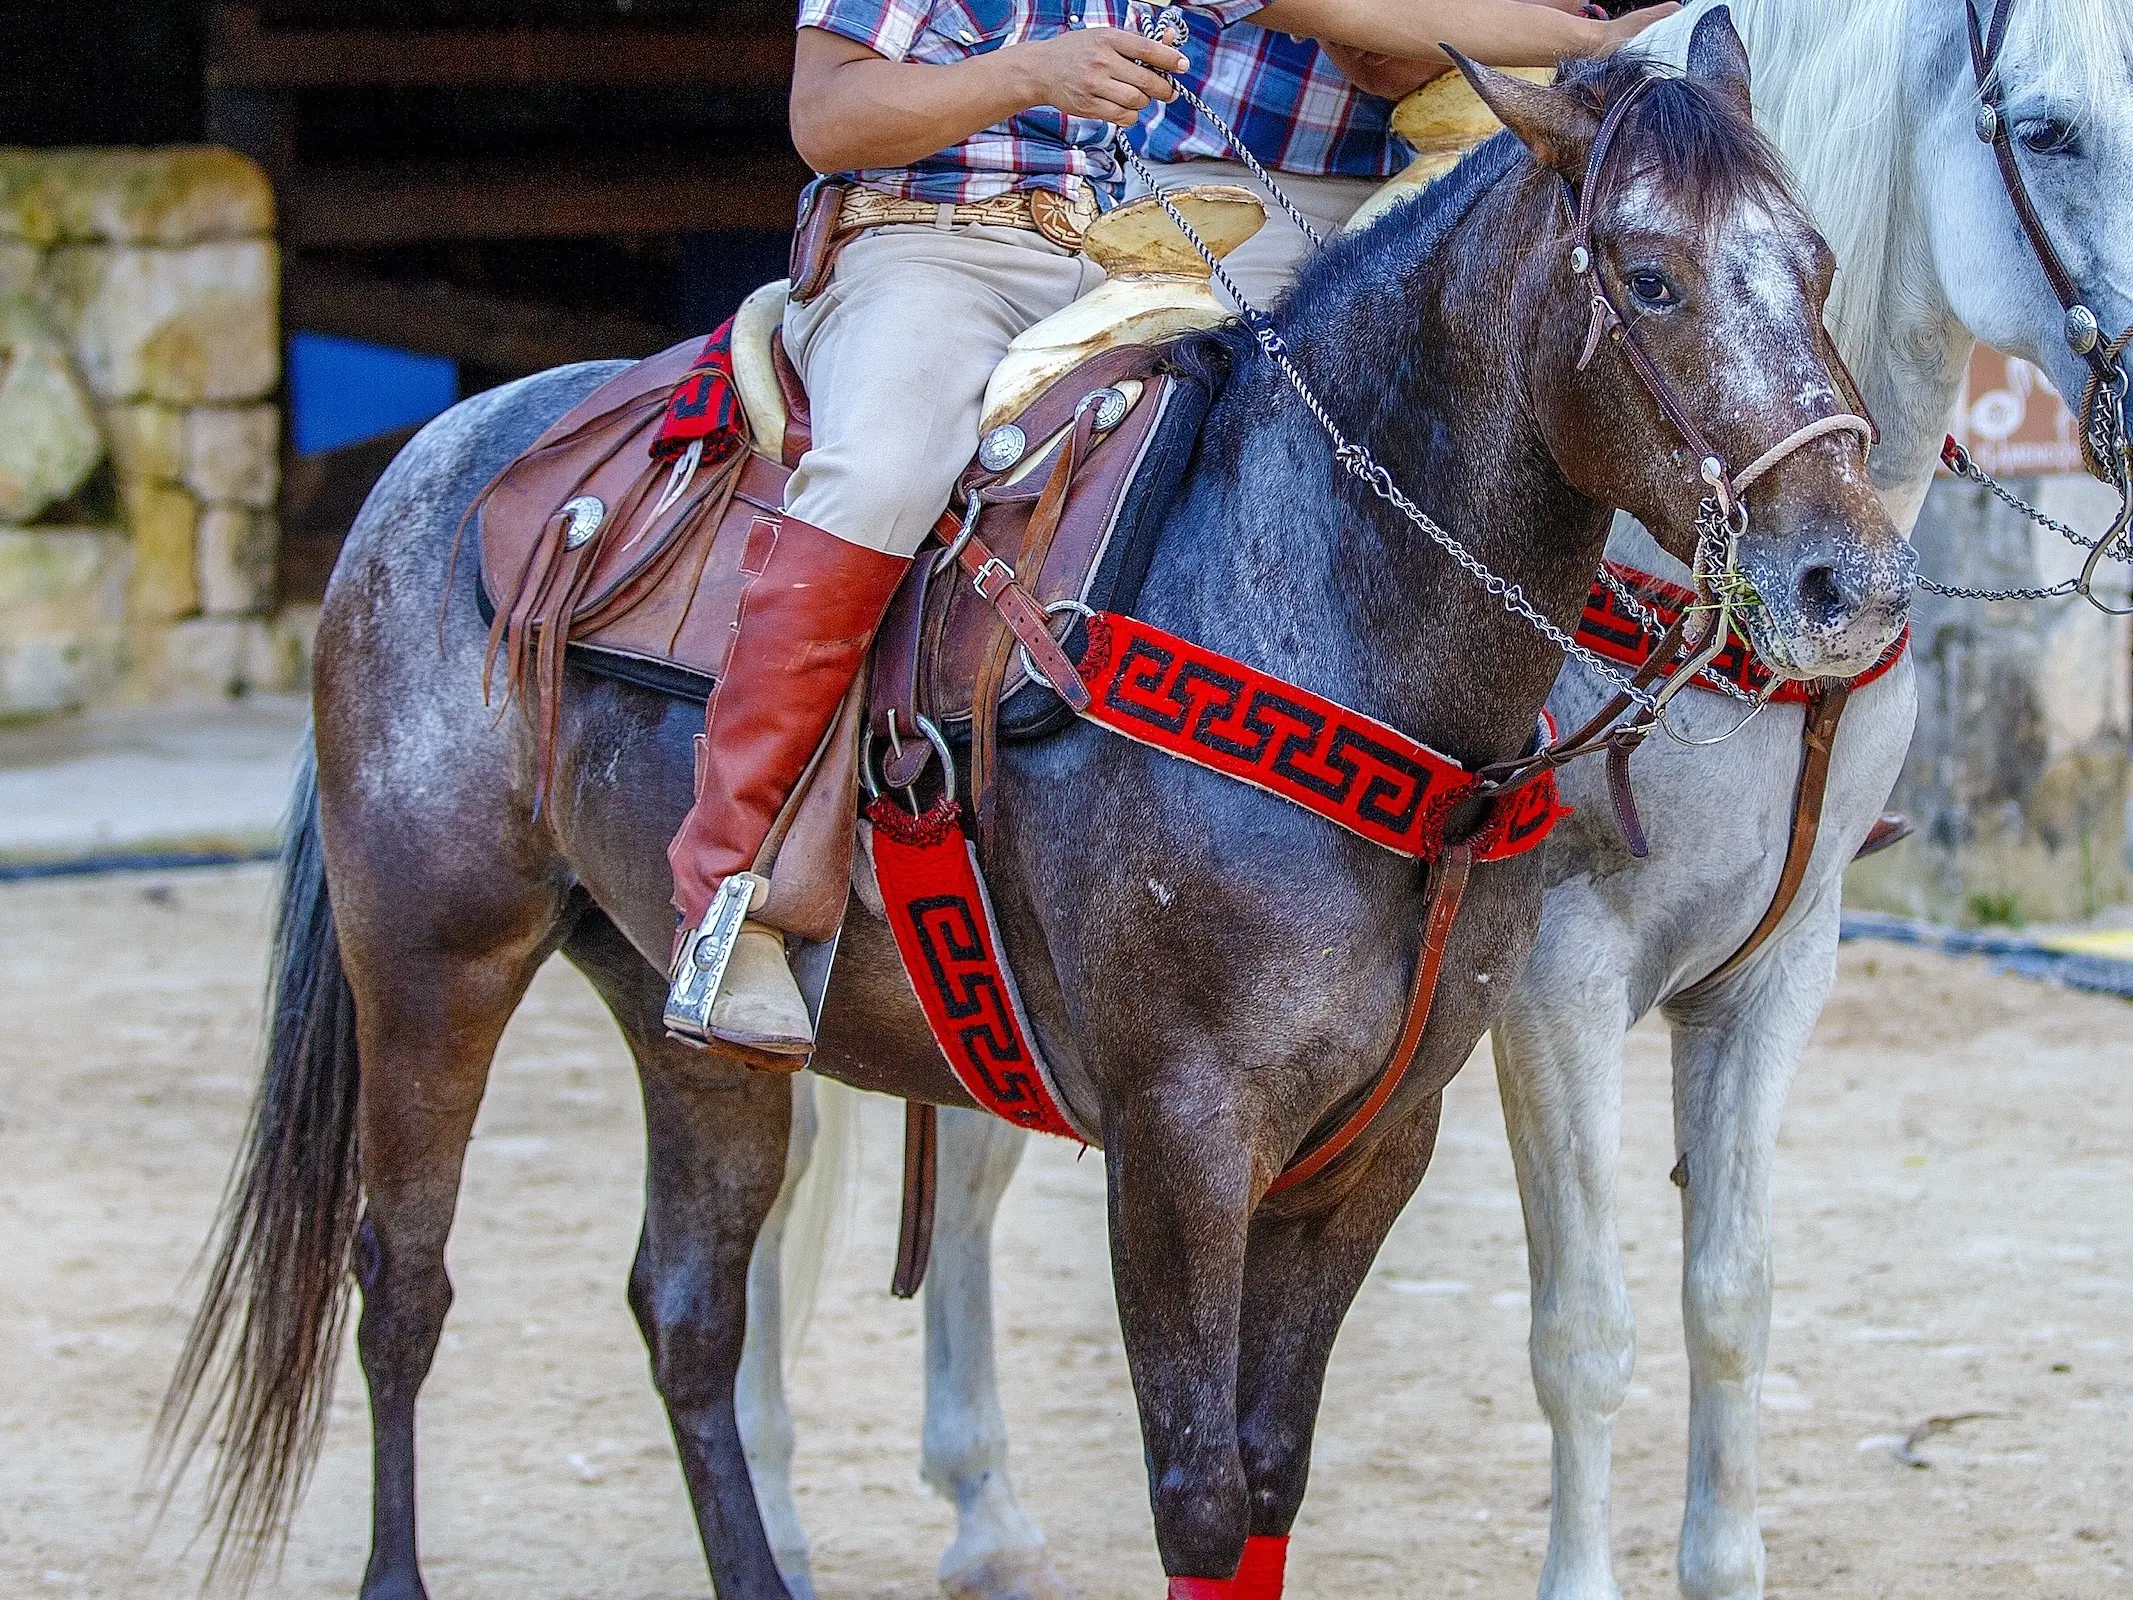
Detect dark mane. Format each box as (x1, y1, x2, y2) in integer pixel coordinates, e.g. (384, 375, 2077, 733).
(1164, 50, 1796, 397)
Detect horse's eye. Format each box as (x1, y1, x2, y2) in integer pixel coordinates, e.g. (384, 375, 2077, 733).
(1627, 271, 1676, 307)
(2017, 117, 2077, 156)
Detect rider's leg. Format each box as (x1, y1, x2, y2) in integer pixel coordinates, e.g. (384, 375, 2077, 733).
(665, 222, 1101, 1058)
(1125, 160, 1376, 308)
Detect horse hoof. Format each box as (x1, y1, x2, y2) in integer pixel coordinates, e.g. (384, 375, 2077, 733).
(941, 1544, 1076, 1600)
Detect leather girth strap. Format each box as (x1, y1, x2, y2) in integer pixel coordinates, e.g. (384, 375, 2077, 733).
(892, 1101, 939, 1300)
(1266, 842, 1472, 1196)
(1682, 681, 1849, 998)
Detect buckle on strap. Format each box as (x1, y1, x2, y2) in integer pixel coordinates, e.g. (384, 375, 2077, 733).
(971, 555, 1016, 601)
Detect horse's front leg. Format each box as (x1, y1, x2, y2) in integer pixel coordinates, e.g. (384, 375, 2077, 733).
(1661, 894, 1839, 1600)
(923, 1109, 1070, 1600)
(1232, 1102, 1444, 1599)
(1491, 887, 1638, 1600)
(1105, 1076, 1256, 1588)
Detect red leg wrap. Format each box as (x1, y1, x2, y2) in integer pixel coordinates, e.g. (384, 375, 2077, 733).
(1234, 1535, 1289, 1600)
(1166, 1579, 1233, 1599)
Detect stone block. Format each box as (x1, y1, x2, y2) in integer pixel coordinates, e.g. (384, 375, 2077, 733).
(185, 405, 280, 508)
(39, 239, 279, 404)
(0, 148, 274, 248)
(0, 155, 62, 248)
(156, 614, 304, 701)
(0, 296, 104, 522)
(0, 524, 131, 716)
(125, 479, 200, 621)
(102, 401, 186, 483)
(0, 240, 36, 298)
(196, 504, 278, 616)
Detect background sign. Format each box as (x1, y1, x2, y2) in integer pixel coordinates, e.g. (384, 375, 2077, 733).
(1948, 345, 2084, 476)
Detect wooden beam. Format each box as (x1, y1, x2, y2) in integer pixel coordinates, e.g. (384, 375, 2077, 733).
(207, 4, 794, 90)
(284, 262, 680, 374)
(279, 151, 809, 247)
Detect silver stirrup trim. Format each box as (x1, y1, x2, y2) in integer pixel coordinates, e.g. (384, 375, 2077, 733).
(663, 874, 757, 1041)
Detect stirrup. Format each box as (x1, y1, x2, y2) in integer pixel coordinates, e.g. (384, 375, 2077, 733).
(664, 874, 759, 1043)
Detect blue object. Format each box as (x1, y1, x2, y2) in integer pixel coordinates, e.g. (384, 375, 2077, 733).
(288, 332, 458, 456)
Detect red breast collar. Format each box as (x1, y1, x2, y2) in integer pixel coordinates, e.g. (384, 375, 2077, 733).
(1576, 562, 1908, 701)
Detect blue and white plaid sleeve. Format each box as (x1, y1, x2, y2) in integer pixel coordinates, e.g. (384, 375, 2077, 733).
(796, 0, 933, 64)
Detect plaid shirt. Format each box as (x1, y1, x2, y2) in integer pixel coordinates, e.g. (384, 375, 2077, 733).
(797, 0, 1266, 204)
(1131, 13, 1410, 179)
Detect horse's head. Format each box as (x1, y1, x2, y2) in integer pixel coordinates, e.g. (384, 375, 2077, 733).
(1459, 8, 1911, 680)
(1911, 0, 2133, 486)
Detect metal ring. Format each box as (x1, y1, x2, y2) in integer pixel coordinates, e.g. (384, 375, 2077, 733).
(1015, 599, 1097, 691)
(861, 714, 959, 811)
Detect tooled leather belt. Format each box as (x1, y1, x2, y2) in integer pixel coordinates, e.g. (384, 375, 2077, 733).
(836, 182, 1099, 251)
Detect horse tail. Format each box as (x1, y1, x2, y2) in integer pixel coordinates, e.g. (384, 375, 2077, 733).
(151, 740, 363, 1583)
(778, 1073, 860, 1360)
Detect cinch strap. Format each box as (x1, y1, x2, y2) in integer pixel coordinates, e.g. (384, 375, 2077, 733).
(867, 796, 1083, 1143)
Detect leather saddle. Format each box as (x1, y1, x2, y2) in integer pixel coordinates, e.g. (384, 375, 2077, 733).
(472, 186, 1262, 934)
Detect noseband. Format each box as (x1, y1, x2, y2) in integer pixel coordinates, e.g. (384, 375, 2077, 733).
(1967, 0, 2132, 489)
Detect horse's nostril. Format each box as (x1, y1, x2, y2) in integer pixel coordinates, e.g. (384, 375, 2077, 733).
(1796, 562, 1851, 621)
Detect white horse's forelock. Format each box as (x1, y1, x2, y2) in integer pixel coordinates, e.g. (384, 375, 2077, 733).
(1640, 1, 1911, 380)
(1998, 0, 2133, 133)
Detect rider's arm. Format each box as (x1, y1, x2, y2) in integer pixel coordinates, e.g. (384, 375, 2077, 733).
(790, 25, 1189, 174)
(1254, 0, 1675, 71)
(1317, 0, 1599, 99)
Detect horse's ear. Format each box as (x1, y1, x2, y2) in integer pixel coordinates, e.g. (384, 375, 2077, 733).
(1446, 48, 1600, 177)
(1684, 5, 1752, 117)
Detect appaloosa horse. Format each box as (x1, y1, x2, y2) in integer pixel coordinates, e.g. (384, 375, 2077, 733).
(160, 25, 1910, 1597)
(742, 2, 2133, 1596)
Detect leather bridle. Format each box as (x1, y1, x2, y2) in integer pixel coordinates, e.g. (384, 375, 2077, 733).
(1471, 76, 1880, 812)
(1967, 0, 2133, 489)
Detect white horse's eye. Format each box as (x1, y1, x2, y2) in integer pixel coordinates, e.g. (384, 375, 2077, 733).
(2017, 117, 2078, 156)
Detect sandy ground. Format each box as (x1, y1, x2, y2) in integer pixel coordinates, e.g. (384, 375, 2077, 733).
(0, 864, 2126, 1599)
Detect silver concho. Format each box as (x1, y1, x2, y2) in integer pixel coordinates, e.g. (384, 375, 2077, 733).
(978, 424, 1027, 472)
(2066, 303, 2102, 357)
(1569, 245, 1591, 276)
(560, 495, 607, 550)
(1084, 386, 1131, 431)
(1975, 104, 2000, 144)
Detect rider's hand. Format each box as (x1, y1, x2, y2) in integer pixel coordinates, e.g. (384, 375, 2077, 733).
(1011, 27, 1188, 126)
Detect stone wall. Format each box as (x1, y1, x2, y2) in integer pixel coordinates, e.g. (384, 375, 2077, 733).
(0, 147, 306, 717)
(1847, 473, 2133, 925)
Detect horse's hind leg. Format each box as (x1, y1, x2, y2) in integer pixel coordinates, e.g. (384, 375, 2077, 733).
(335, 872, 565, 1600)
(1491, 902, 1638, 1600)
(563, 910, 797, 1599)
(1661, 899, 1838, 1600)
(922, 1110, 1070, 1600)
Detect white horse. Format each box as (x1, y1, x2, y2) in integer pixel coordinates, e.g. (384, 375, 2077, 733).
(741, 3, 2133, 1597)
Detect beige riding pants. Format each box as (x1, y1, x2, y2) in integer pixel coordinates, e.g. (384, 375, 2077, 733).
(1126, 158, 1380, 311)
(781, 221, 1106, 556)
